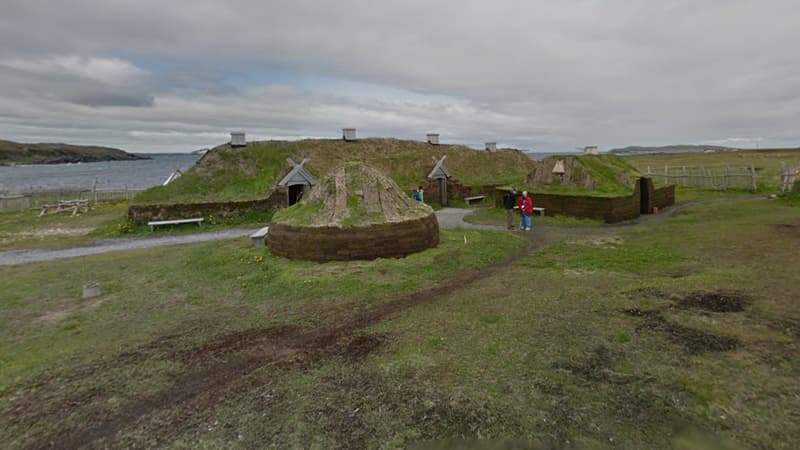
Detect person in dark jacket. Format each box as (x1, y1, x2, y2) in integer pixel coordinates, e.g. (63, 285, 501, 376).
(502, 188, 519, 230)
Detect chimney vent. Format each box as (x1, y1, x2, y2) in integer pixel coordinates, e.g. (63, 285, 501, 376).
(230, 132, 246, 147)
(342, 128, 357, 141)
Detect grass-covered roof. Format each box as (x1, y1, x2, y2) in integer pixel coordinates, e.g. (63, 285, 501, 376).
(134, 138, 535, 204)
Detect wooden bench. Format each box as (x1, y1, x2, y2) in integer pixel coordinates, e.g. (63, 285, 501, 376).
(38, 199, 90, 217)
(250, 226, 270, 247)
(464, 195, 486, 205)
(147, 218, 204, 231)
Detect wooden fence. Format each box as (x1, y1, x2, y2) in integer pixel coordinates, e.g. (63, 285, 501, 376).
(781, 164, 799, 192)
(0, 187, 144, 212)
(646, 165, 757, 190)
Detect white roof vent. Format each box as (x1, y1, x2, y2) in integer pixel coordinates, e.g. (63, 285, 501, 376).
(342, 128, 357, 141)
(485, 142, 497, 152)
(230, 132, 246, 147)
(426, 133, 440, 145)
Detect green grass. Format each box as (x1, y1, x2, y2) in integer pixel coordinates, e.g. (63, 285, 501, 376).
(779, 192, 800, 207)
(0, 229, 524, 392)
(133, 139, 535, 205)
(0, 202, 127, 250)
(623, 148, 800, 191)
(463, 206, 605, 227)
(0, 202, 276, 250)
(526, 154, 641, 196)
(1, 193, 799, 448)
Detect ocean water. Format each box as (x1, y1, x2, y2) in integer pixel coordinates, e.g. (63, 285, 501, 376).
(525, 152, 583, 160)
(0, 154, 201, 194)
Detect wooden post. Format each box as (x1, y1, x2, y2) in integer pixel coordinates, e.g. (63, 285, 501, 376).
(439, 179, 448, 206)
(750, 164, 756, 191)
(664, 165, 668, 185)
(780, 163, 787, 192)
(725, 166, 730, 189)
(682, 166, 686, 187)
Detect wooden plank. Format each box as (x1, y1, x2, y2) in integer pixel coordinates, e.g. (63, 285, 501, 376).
(147, 218, 204, 231)
(464, 195, 486, 204)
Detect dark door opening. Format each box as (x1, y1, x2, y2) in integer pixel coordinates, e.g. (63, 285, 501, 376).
(288, 184, 305, 205)
(639, 177, 650, 214)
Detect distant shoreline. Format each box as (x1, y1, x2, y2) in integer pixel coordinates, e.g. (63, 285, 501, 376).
(0, 155, 152, 166)
(0, 139, 151, 166)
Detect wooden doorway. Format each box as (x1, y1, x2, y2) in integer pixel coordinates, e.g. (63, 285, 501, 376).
(288, 184, 305, 205)
(639, 177, 651, 214)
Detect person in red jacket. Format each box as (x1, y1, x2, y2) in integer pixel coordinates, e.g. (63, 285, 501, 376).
(517, 190, 533, 230)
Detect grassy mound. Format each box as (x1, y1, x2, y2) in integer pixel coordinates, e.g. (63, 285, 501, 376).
(134, 138, 535, 204)
(526, 154, 641, 195)
(272, 162, 433, 228)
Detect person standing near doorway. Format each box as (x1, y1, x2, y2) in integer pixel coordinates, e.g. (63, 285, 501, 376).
(517, 190, 533, 231)
(502, 187, 519, 230)
(414, 186, 424, 202)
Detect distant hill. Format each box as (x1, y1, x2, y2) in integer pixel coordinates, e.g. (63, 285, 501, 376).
(609, 145, 736, 155)
(134, 138, 536, 204)
(0, 139, 149, 165)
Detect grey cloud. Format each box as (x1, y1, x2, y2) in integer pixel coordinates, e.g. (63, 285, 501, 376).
(0, 1, 798, 151)
(0, 57, 155, 107)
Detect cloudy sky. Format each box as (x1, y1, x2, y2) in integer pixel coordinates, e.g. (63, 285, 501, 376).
(1, 0, 798, 153)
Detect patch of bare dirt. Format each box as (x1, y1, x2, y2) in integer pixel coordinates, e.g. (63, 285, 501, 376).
(555, 344, 640, 385)
(675, 292, 751, 313)
(183, 325, 301, 362)
(337, 333, 385, 361)
(636, 313, 740, 354)
(773, 222, 800, 238)
(623, 304, 741, 354)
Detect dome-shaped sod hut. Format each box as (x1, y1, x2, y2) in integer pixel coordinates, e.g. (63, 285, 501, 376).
(267, 162, 439, 261)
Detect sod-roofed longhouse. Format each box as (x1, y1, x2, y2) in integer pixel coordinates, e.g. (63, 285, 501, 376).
(267, 162, 439, 261)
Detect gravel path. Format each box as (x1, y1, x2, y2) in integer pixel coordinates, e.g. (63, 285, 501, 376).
(434, 208, 505, 231)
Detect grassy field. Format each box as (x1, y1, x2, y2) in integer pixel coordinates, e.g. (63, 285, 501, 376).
(623, 149, 800, 191)
(1, 192, 799, 448)
(0, 202, 274, 251)
(134, 139, 535, 205)
(464, 206, 606, 228)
